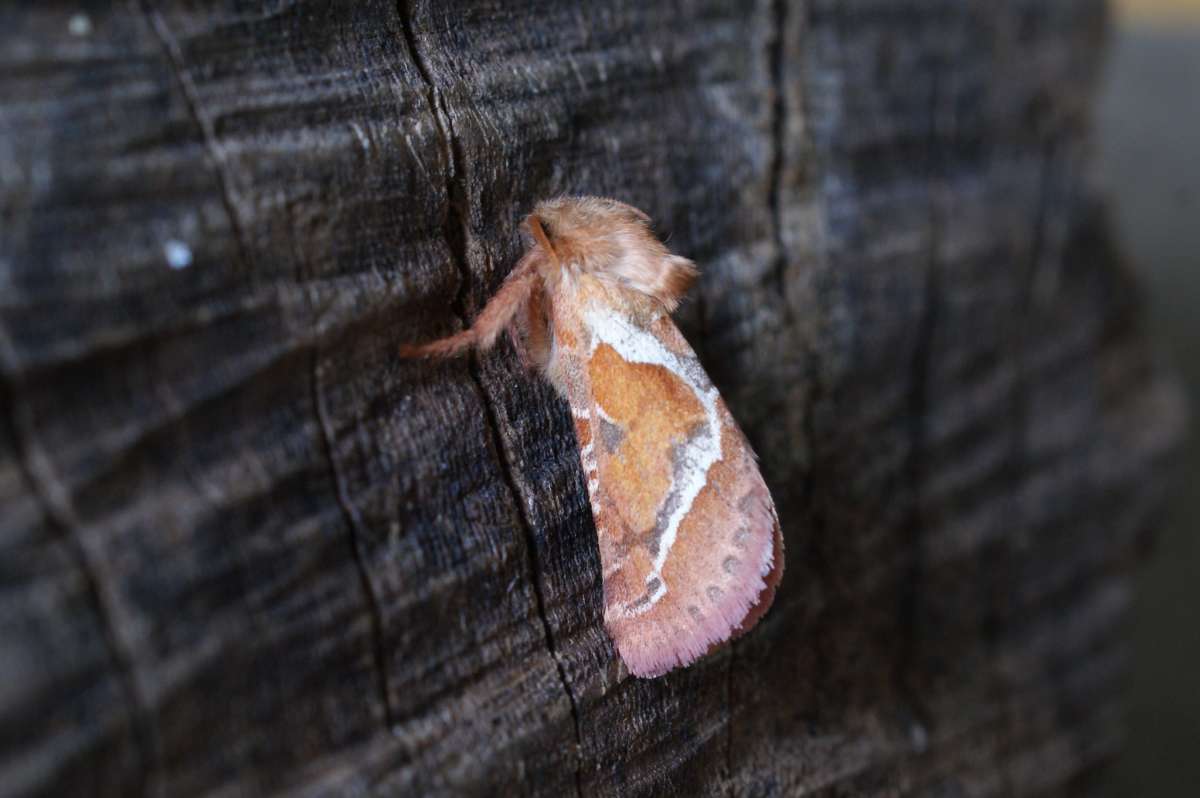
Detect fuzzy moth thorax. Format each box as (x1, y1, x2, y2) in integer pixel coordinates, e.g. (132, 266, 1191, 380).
(528, 196, 698, 311)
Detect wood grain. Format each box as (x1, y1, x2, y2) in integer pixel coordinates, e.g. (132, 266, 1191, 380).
(0, 1, 1184, 795)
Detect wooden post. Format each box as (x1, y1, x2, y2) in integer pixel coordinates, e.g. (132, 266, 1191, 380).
(0, 1, 1183, 795)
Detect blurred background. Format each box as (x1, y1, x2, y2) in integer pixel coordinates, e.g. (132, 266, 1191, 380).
(1097, 0, 1199, 793)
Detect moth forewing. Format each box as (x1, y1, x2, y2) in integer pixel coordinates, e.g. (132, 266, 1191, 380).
(552, 282, 782, 677)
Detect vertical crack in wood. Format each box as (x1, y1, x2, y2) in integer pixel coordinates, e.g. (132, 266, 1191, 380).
(767, 0, 795, 329)
(897, 200, 938, 734)
(140, 4, 252, 271)
(145, 0, 400, 739)
(789, 0, 838, 725)
(984, 142, 1057, 660)
(465, 358, 587, 798)
(396, 5, 585, 794)
(310, 348, 397, 732)
(894, 20, 946, 737)
(986, 135, 1060, 795)
(0, 337, 160, 798)
(721, 1, 799, 791)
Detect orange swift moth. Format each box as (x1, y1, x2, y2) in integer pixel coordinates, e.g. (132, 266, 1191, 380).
(402, 196, 783, 677)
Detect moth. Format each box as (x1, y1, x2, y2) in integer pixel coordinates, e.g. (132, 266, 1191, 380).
(402, 196, 783, 677)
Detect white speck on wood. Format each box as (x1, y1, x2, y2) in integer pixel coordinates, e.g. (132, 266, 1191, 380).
(68, 13, 91, 37)
(164, 240, 193, 270)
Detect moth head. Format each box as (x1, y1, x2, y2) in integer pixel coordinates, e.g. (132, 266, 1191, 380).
(526, 196, 698, 311)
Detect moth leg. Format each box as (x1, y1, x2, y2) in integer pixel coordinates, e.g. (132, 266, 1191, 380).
(522, 285, 552, 373)
(507, 316, 532, 369)
(400, 249, 540, 358)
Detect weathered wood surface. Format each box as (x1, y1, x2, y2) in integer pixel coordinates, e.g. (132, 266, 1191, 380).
(0, 1, 1184, 796)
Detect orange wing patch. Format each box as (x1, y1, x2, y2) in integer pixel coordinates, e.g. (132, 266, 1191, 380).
(587, 343, 706, 542)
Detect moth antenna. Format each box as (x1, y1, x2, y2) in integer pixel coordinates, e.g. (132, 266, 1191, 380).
(527, 214, 558, 265)
(400, 249, 540, 358)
